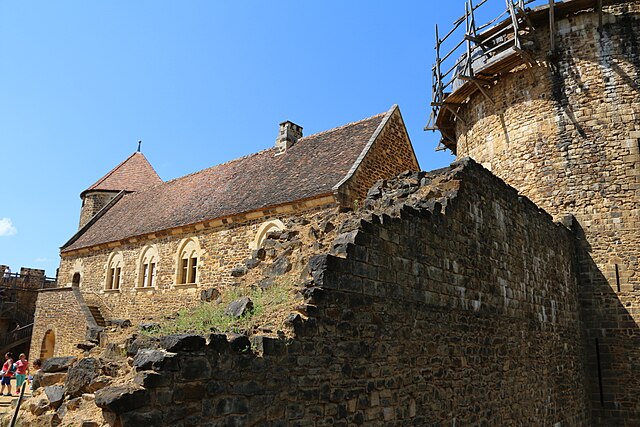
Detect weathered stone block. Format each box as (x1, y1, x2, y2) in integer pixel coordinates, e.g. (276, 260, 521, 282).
(160, 334, 206, 352)
(42, 356, 77, 373)
(95, 385, 150, 413)
(64, 357, 101, 397)
(44, 385, 65, 410)
(133, 349, 178, 371)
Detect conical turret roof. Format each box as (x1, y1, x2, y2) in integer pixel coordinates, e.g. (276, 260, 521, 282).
(81, 152, 162, 197)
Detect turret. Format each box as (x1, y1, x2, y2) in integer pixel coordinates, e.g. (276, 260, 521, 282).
(79, 151, 162, 229)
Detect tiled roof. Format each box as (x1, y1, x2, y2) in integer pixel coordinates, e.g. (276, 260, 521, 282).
(81, 152, 162, 196)
(63, 109, 391, 252)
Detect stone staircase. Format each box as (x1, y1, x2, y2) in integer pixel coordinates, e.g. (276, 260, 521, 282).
(87, 305, 106, 327)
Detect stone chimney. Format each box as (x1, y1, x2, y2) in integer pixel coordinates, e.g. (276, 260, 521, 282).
(275, 121, 303, 154)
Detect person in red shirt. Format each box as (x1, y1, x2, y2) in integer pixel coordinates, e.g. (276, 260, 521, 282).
(14, 354, 28, 391)
(0, 352, 14, 396)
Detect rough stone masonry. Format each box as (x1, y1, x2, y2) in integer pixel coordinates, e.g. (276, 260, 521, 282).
(20, 158, 592, 426)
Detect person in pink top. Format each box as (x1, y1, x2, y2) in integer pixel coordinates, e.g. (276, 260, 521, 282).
(0, 352, 14, 396)
(14, 354, 28, 391)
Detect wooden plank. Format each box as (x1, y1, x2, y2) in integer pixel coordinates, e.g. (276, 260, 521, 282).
(597, 0, 603, 32)
(444, 104, 466, 124)
(549, 0, 555, 52)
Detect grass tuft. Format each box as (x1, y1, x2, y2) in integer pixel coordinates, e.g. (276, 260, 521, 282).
(146, 278, 295, 337)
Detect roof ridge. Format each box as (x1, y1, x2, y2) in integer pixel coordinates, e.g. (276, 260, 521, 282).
(297, 111, 387, 142)
(160, 111, 386, 186)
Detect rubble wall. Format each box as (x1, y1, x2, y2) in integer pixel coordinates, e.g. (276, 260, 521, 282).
(102, 159, 591, 426)
(451, 4, 640, 424)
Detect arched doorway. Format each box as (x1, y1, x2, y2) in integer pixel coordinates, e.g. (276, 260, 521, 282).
(40, 330, 55, 359)
(72, 272, 81, 287)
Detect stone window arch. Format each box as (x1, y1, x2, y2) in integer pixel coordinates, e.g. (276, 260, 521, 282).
(176, 238, 202, 285)
(138, 245, 159, 288)
(251, 219, 285, 249)
(70, 259, 83, 287)
(105, 251, 124, 290)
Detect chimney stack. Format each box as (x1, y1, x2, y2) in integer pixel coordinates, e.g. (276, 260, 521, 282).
(275, 121, 303, 154)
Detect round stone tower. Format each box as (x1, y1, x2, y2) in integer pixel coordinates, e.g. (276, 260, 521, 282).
(428, 1, 639, 424)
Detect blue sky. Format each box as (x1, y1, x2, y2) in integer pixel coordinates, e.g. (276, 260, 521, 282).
(0, 1, 509, 276)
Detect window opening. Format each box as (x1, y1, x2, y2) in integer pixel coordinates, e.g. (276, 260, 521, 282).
(176, 238, 201, 285)
(105, 252, 124, 290)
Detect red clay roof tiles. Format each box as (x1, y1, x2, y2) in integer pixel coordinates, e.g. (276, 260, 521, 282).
(63, 110, 389, 252)
(82, 152, 162, 196)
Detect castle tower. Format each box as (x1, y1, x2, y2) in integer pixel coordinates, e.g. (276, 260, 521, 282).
(427, 1, 639, 424)
(78, 152, 162, 229)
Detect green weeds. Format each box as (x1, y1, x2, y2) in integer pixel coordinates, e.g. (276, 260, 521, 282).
(146, 278, 294, 336)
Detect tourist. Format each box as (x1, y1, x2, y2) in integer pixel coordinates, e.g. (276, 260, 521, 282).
(0, 352, 14, 396)
(28, 359, 41, 391)
(14, 354, 28, 391)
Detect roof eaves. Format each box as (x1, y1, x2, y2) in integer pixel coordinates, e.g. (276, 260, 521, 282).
(61, 191, 338, 254)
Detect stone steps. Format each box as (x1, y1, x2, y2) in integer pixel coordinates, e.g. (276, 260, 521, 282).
(87, 305, 106, 327)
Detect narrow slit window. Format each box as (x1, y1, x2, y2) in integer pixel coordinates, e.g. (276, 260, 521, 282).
(114, 267, 121, 289)
(189, 258, 198, 284)
(107, 268, 115, 290)
(180, 258, 189, 284)
(142, 263, 149, 287)
(149, 263, 156, 287)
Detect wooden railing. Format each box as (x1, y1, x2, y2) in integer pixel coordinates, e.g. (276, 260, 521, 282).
(425, 0, 558, 149)
(0, 323, 33, 353)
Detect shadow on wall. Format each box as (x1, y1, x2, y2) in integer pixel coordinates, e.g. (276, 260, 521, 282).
(571, 219, 640, 426)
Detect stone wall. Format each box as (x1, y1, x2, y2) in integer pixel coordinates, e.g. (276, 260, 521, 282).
(30, 288, 87, 359)
(53, 205, 333, 329)
(0, 266, 52, 328)
(447, 4, 640, 424)
(337, 107, 420, 207)
(79, 191, 119, 229)
(98, 159, 591, 426)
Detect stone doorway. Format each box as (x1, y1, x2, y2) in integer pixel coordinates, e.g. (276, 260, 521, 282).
(39, 329, 55, 359)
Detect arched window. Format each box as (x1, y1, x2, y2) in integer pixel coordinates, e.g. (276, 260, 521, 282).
(138, 245, 159, 288)
(70, 259, 83, 287)
(105, 251, 124, 290)
(251, 219, 286, 249)
(176, 238, 202, 285)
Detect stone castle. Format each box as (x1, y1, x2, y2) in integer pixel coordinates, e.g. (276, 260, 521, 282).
(25, 0, 638, 425)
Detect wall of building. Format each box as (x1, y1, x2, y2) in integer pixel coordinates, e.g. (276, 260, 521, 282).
(100, 159, 591, 426)
(337, 108, 420, 206)
(29, 288, 86, 359)
(449, 4, 640, 424)
(54, 205, 333, 328)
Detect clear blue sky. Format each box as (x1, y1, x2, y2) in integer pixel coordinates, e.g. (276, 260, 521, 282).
(0, 1, 509, 277)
